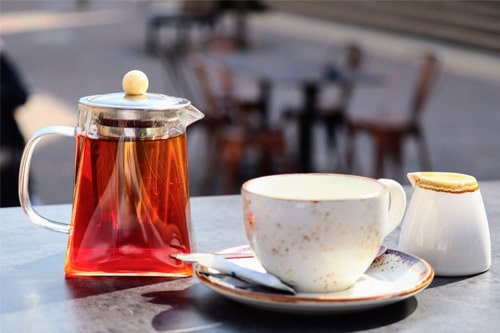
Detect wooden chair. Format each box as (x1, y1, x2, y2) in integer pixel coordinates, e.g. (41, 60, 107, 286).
(282, 44, 364, 170)
(145, 1, 220, 53)
(198, 56, 287, 194)
(215, 124, 287, 194)
(316, 44, 364, 159)
(345, 53, 440, 178)
(165, 51, 287, 194)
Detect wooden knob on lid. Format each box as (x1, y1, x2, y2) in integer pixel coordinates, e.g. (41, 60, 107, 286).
(122, 70, 149, 95)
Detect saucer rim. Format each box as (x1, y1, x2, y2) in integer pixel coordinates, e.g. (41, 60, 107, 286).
(195, 247, 434, 313)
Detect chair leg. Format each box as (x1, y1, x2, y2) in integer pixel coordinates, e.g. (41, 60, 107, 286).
(146, 22, 159, 53)
(221, 140, 245, 194)
(416, 130, 432, 170)
(258, 146, 273, 175)
(345, 125, 357, 172)
(325, 120, 337, 150)
(373, 136, 386, 178)
(201, 128, 219, 195)
(388, 133, 404, 181)
(257, 133, 286, 175)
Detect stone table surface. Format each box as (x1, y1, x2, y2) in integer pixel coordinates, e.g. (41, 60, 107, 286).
(1, 182, 499, 332)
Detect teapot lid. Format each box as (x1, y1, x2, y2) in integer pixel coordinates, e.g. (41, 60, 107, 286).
(78, 70, 191, 110)
(76, 70, 204, 139)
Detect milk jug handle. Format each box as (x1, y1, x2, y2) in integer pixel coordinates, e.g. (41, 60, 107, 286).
(377, 178, 407, 237)
(18, 126, 76, 234)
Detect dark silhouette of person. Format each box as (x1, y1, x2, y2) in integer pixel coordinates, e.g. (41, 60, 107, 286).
(1, 51, 29, 207)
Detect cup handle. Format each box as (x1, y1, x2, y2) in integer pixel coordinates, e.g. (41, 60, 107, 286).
(18, 125, 76, 234)
(377, 178, 407, 237)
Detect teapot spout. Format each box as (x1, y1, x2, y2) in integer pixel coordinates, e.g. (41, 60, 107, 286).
(183, 105, 205, 127)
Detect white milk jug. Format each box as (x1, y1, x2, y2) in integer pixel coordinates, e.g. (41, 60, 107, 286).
(398, 172, 491, 276)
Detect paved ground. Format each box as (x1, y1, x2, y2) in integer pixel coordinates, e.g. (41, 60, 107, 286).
(1, 1, 499, 204)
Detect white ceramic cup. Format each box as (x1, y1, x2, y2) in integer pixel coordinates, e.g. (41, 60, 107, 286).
(241, 173, 406, 293)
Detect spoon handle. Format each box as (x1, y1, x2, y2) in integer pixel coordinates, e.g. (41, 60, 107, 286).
(172, 253, 296, 294)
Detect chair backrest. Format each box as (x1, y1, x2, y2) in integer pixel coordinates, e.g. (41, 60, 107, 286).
(344, 43, 364, 71)
(181, 1, 218, 17)
(411, 53, 440, 122)
(337, 43, 364, 111)
(175, 55, 226, 122)
(159, 50, 218, 117)
(189, 55, 226, 118)
(188, 54, 263, 129)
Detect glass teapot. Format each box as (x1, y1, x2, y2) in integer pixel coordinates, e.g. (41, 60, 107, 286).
(19, 70, 204, 277)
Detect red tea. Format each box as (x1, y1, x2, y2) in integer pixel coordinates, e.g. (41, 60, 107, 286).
(64, 133, 193, 276)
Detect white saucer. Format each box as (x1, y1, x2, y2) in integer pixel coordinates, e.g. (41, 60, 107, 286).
(195, 246, 434, 314)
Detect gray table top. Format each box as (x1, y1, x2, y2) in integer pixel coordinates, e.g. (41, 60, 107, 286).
(1, 181, 499, 332)
(207, 51, 384, 85)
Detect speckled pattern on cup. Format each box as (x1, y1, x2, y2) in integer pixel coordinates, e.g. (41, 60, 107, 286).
(241, 173, 406, 293)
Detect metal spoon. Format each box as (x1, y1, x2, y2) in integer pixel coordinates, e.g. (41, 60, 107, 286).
(171, 252, 296, 294)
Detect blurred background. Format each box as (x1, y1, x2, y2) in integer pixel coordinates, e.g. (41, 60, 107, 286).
(1, 0, 499, 206)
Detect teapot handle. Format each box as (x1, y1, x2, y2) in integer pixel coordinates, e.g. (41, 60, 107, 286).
(18, 126, 76, 234)
(377, 178, 407, 237)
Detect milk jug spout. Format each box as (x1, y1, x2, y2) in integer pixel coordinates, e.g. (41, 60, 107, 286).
(406, 172, 419, 188)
